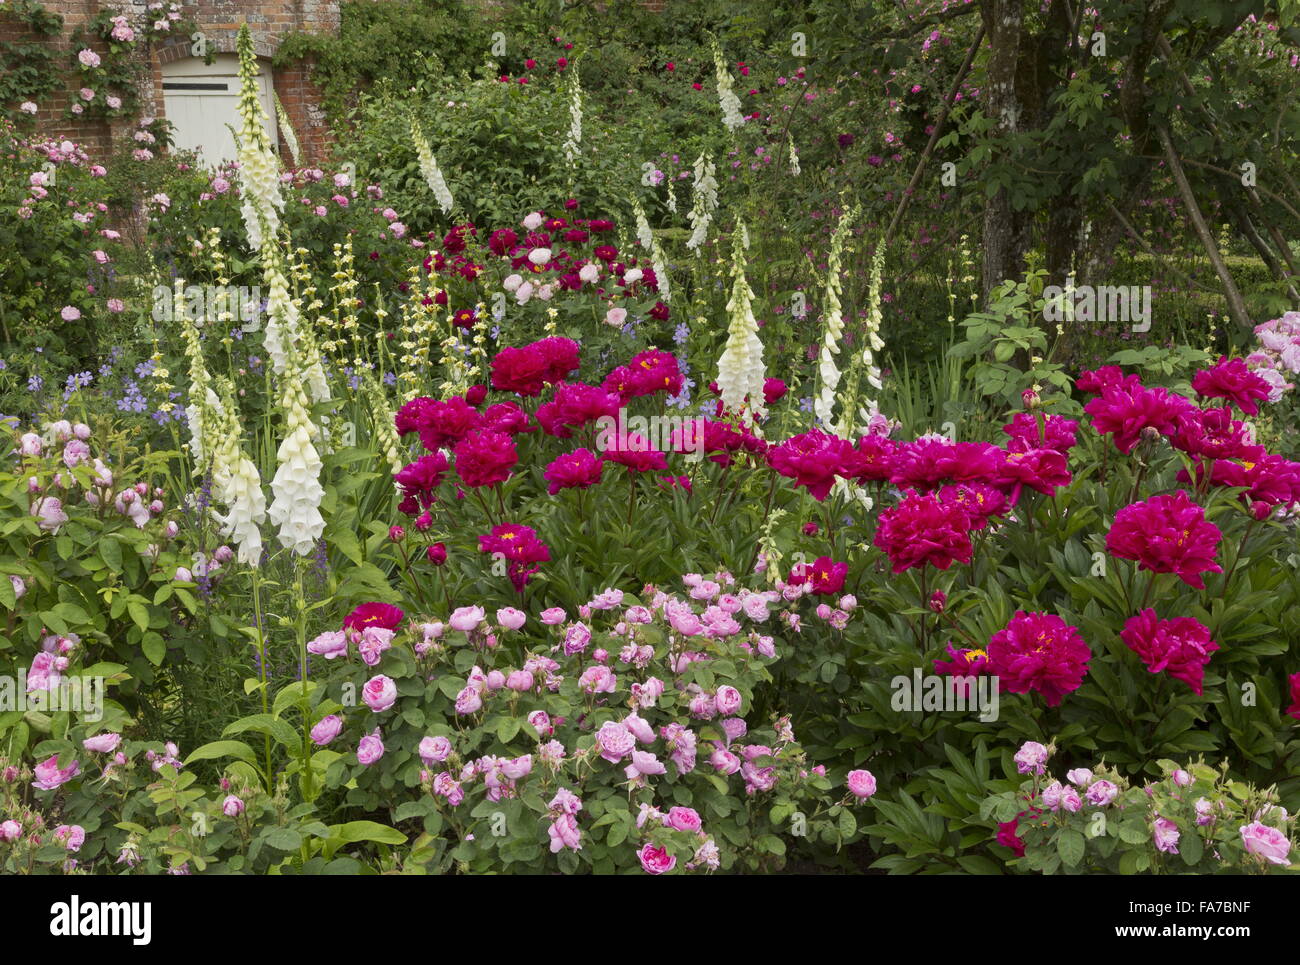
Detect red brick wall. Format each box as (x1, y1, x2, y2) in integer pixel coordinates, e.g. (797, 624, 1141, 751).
(1, 0, 339, 163)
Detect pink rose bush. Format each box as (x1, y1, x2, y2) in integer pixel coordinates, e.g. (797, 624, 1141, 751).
(984, 742, 1295, 873)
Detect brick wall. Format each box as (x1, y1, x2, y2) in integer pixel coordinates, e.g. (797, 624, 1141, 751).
(1, 0, 339, 163)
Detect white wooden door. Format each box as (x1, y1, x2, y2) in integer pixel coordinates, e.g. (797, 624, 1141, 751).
(162, 54, 277, 169)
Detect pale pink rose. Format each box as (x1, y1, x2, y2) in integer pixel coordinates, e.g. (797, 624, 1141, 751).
(623, 712, 656, 744)
(1152, 816, 1181, 854)
(505, 669, 534, 692)
(1086, 780, 1119, 806)
(222, 795, 245, 817)
(419, 735, 452, 764)
(19, 433, 42, 456)
(454, 686, 483, 715)
(1061, 787, 1082, 813)
(548, 813, 581, 853)
(54, 824, 85, 851)
(1014, 740, 1049, 775)
(311, 715, 343, 745)
(356, 730, 385, 765)
(32, 755, 80, 790)
(1171, 769, 1193, 788)
(595, 721, 635, 762)
(0, 820, 22, 842)
(449, 606, 485, 631)
(32, 497, 68, 533)
(540, 607, 566, 625)
(82, 733, 121, 753)
(357, 626, 394, 666)
(563, 622, 591, 655)
(604, 306, 628, 328)
(664, 806, 701, 832)
(721, 717, 747, 742)
(1066, 768, 1093, 787)
(362, 674, 397, 712)
(625, 750, 666, 780)
(528, 710, 552, 737)
(501, 755, 532, 780)
(1239, 821, 1291, 866)
(496, 606, 526, 630)
(709, 745, 741, 775)
(846, 769, 877, 799)
(578, 665, 616, 693)
(307, 629, 348, 660)
(714, 685, 743, 716)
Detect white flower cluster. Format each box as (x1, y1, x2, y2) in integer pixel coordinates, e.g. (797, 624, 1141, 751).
(715, 225, 766, 426)
(685, 153, 718, 252)
(209, 380, 268, 567)
(712, 44, 745, 132)
(814, 206, 856, 429)
(632, 199, 670, 303)
(234, 26, 283, 251)
(273, 91, 301, 168)
(181, 315, 267, 567)
(562, 67, 583, 164)
(412, 122, 454, 215)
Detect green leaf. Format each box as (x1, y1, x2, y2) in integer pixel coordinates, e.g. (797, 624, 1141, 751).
(327, 820, 406, 846)
(185, 740, 258, 768)
(1057, 828, 1086, 867)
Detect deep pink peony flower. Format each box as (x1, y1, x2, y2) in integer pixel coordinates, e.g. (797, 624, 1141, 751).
(395, 453, 449, 509)
(602, 350, 683, 400)
(536, 381, 623, 437)
(933, 643, 991, 697)
(453, 429, 518, 488)
(1084, 383, 1195, 453)
(1244, 454, 1300, 508)
(487, 227, 518, 255)
(788, 556, 848, 595)
(1120, 609, 1220, 695)
(414, 396, 484, 451)
(1287, 672, 1300, 720)
(996, 815, 1027, 857)
(768, 429, 857, 501)
(344, 602, 405, 633)
(1106, 490, 1222, 589)
(544, 448, 604, 494)
(482, 401, 535, 435)
(1192, 356, 1272, 415)
(762, 377, 788, 405)
(987, 611, 1091, 707)
(873, 490, 973, 573)
(478, 523, 550, 563)
(490, 345, 549, 396)
(532, 336, 581, 384)
(843, 433, 897, 483)
(602, 434, 668, 473)
(937, 482, 1007, 529)
(889, 439, 1004, 490)
(1003, 412, 1078, 454)
(995, 447, 1072, 503)
(1075, 365, 1141, 394)
(1170, 405, 1267, 462)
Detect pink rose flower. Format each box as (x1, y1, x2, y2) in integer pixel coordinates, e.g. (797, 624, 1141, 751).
(664, 806, 702, 832)
(846, 769, 877, 799)
(356, 730, 385, 765)
(637, 843, 676, 874)
(1239, 821, 1291, 865)
(311, 714, 343, 745)
(362, 674, 397, 712)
